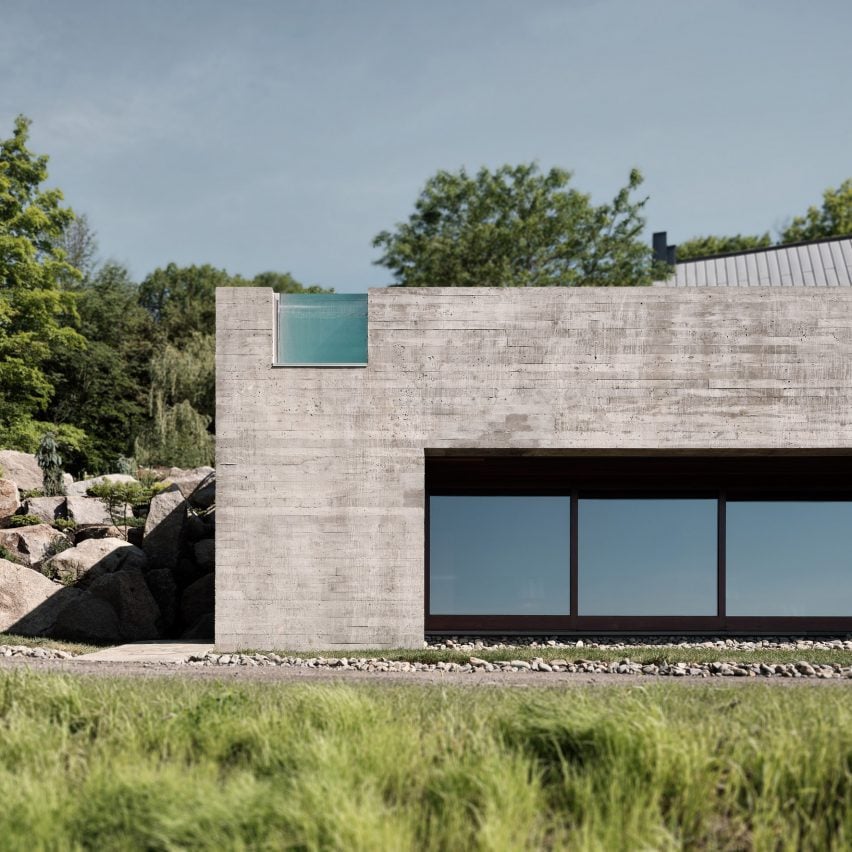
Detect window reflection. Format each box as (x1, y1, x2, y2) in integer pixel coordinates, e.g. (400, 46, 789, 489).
(727, 501, 852, 616)
(429, 496, 570, 615)
(579, 498, 717, 615)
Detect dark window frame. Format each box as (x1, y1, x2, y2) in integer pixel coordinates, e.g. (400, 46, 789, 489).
(425, 455, 852, 634)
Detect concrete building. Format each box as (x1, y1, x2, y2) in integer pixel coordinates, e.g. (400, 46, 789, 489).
(216, 238, 852, 650)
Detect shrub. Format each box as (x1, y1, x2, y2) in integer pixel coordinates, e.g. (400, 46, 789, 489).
(7, 514, 42, 528)
(0, 545, 20, 564)
(20, 488, 44, 499)
(53, 519, 77, 533)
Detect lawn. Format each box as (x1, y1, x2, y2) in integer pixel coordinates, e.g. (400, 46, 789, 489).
(0, 633, 102, 656)
(1, 672, 850, 850)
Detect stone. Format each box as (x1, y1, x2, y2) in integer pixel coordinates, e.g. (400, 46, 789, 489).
(0, 480, 20, 526)
(42, 537, 148, 586)
(0, 524, 67, 568)
(181, 572, 214, 628)
(194, 538, 214, 572)
(74, 525, 124, 543)
(0, 558, 63, 633)
(51, 592, 121, 643)
(23, 496, 66, 525)
(181, 611, 214, 640)
(143, 487, 186, 570)
(65, 496, 112, 526)
(0, 451, 42, 491)
(65, 474, 139, 498)
(167, 467, 215, 508)
(88, 569, 161, 640)
(145, 568, 178, 631)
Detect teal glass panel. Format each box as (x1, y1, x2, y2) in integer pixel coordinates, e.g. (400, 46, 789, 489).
(429, 496, 570, 615)
(277, 294, 367, 364)
(579, 498, 717, 615)
(727, 501, 852, 616)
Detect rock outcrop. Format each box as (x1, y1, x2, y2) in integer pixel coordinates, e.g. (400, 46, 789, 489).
(0, 451, 42, 491)
(23, 496, 66, 525)
(143, 487, 186, 571)
(0, 524, 67, 568)
(43, 538, 148, 586)
(0, 480, 20, 527)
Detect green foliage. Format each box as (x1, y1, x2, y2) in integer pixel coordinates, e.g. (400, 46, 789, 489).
(0, 116, 86, 444)
(36, 432, 64, 496)
(20, 488, 44, 499)
(134, 398, 214, 469)
(114, 456, 136, 476)
(41, 536, 71, 563)
(87, 481, 147, 540)
(0, 545, 21, 563)
(1, 676, 852, 849)
(373, 163, 662, 287)
(52, 518, 76, 533)
(676, 177, 852, 261)
(7, 514, 42, 527)
(781, 178, 852, 243)
(676, 232, 773, 261)
(45, 262, 152, 473)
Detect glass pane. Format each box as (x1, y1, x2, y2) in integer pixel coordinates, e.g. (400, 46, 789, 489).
(579, 499, 717, 615)
(429, 496, 570, 615)
(727, 501, 852, 616)
(277, 293, 367, 364)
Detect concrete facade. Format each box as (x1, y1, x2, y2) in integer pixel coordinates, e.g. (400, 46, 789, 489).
(216, 286, 852, 650)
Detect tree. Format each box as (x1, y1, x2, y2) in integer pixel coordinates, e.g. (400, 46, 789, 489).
(676, 233, 773, 262)
(0, 115, 86, 448)
(36, 431, 64, 496)
(780, 179, 852, 244)
(45, 262, 152, 472)
(56, 212, 99, 282)
(372, 164, 663, 287)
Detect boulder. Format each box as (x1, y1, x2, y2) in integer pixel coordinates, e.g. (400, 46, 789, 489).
(43, 537, 147, 586)
(167, 467, 215, 507)
(74, 525, 124, 543)
(194, 538, 215, 572)
(66, 474, 139, 498)
(182, 611, 214, 640)
(0, 480, 20, 526)
(51, 592, 121, 643)
(0, 451, 41, 491)
(145, 568, 178, 632)
(181, 572, 214, 628)
(0, 524, 67, 568)
(23, 496, 66, 525)
(143, 487, 186, 571)
(88, 570, 160, 640)
(0, 558, 63, 633)
(173, 555, 205, 586)
(65, 496, 112, 526)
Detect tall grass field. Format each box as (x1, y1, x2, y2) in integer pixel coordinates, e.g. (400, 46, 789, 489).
(1, 673, 850, 850)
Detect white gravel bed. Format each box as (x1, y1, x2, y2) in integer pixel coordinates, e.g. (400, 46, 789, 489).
(426, 635, 852, 652)
(190, 652, 852, 679)
(0, 644, 75, 660)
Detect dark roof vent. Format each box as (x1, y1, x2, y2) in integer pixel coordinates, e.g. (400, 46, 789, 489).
(653, 231, 676, 265)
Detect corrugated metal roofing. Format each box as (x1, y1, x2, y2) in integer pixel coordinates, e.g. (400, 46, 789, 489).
(654, 236, 852, 287)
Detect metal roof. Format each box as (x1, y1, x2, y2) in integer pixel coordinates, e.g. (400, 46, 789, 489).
(654, 236, 852, 287)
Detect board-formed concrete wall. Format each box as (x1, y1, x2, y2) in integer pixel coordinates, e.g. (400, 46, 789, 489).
(216, 286, 852, 650)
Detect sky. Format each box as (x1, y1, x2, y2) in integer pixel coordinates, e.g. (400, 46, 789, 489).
(3, 0, 851, 293)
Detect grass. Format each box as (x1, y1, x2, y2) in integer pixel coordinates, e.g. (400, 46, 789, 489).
(0, 633, 101, 655)
(1, 672, 851, 849)
(233, 645, 852, 667)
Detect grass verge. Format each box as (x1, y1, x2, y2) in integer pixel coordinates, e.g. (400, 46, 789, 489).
(0, 671, 851, 849)
(0, 633, 101, 656)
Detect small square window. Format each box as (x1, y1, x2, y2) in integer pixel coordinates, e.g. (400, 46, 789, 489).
(276, 293, 367, 365)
